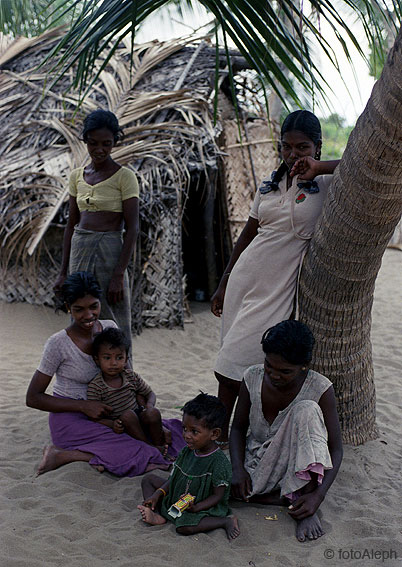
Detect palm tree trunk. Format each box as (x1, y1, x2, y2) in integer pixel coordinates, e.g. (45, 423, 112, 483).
(299, 30, 402, 445)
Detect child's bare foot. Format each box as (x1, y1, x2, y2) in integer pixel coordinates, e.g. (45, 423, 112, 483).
(225, 515, 240, 540)
(156, 443, 169, 457)
(295, 513, 324, 542)
(155, 442, 176, 461)
(37, 445, 62, 476)
(137, 505, 167, 526)
(162, 426, 172, 445)
(91, 464, 105, 473)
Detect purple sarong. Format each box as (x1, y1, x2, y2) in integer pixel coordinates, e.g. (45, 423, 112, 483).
(49, 398, 185, 476)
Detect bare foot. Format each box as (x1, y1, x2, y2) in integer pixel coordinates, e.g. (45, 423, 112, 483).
(225, 515, 240, 540)
(295, 513, 324, 542)
(37, 445, 63, 476)
(137, 505, 167, 526)
(156, 444, 169, 457)
(91, 464, 105, 473)
(164, 450, 177, 462)
(162, 426, 172, 445)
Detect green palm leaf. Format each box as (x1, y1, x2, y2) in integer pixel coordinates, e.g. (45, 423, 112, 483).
(0, 0, 79, 36)
(4, 0, 402, 105)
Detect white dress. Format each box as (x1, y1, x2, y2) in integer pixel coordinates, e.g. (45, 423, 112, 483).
(215, 173, 333, 380)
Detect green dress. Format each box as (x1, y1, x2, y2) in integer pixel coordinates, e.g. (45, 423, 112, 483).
(160, 446, 232, 528)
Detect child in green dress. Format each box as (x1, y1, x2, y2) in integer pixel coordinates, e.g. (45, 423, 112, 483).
(137, 393, 240, 540)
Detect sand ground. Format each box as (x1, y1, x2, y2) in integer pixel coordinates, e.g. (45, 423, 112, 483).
(1, 249, 401, 567)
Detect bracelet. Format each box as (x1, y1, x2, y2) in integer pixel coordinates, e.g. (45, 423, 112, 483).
(156, 487, 166, 497)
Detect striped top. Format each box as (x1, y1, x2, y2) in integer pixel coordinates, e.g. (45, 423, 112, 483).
(87, 368, 152, 419)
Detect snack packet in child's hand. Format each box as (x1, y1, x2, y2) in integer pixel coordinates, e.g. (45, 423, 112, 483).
(168, 494, 195, 518)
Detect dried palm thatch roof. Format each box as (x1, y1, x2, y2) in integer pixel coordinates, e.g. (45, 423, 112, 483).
(0, 28, 275, 331)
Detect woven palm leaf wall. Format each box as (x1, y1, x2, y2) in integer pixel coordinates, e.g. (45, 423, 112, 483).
(0, 30, 271, 331)
(0, 32, 221, 331)
(220, 119, 278, 244)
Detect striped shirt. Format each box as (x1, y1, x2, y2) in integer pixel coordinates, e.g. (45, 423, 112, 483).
(87, 369, 152, 420)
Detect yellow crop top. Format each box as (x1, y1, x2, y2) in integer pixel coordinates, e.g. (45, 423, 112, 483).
(69, 166, 139, 213)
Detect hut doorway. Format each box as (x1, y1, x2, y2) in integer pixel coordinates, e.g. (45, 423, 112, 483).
(181, 170, 230, 302)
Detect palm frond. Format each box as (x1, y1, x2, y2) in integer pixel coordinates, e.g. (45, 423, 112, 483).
(40, 0, 401, 106)
(0, 0, 77, 36)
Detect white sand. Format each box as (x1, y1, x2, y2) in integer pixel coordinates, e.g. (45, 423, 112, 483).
(1, 249, 401, 566)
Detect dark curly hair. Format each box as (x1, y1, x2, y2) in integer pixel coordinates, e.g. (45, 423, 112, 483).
(261, 320, 315, 365)
(57, 271, 102, 313)
(182, 392, 226, 430)
(92, 327, 131, 357)
(82, 109, 123, 143)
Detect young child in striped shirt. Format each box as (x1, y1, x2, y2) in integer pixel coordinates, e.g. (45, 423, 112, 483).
(87, 327, 170, 455)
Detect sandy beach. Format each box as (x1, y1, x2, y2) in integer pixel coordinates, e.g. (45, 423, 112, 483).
(1, 248, 401, 567)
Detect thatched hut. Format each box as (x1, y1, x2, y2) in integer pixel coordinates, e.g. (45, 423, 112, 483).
(0, 29, 277, 332)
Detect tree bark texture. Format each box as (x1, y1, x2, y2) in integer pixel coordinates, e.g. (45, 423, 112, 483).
(299, 31, 402, 445)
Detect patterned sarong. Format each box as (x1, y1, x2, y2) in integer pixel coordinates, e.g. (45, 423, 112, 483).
(69, 226, 131, 343)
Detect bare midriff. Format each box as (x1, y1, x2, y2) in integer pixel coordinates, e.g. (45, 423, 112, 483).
(78, 211, 124, 232)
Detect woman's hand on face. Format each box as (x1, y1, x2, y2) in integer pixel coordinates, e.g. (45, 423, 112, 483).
(289, 156, 319, 180)
(210, 284, 226, 317)
(107, 273, 124, 305)
(82, 401, 113, 420)
(287, 490, 324, 520)
(231, 467, 252, 501)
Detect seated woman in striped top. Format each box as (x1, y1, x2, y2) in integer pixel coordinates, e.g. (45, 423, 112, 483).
(88, 327, 171, 456)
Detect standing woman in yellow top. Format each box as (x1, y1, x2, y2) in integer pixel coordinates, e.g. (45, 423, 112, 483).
(54, 110, 139, 342)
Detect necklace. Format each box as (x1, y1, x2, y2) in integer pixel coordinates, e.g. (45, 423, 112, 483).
(194, 446, 219, 458)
